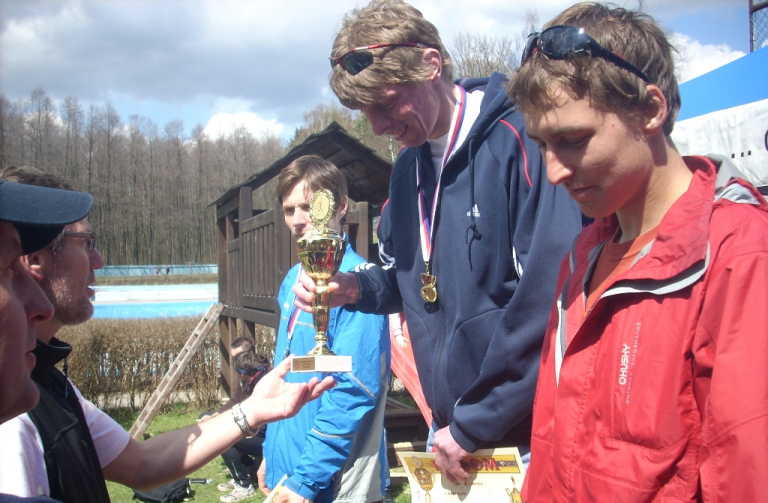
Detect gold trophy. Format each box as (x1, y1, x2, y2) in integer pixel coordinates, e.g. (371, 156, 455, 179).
(290, 189, 353, 373)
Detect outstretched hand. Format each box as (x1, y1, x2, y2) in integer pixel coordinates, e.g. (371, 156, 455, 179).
(242, 357, 335, 426)
(292, 270, 360, 313)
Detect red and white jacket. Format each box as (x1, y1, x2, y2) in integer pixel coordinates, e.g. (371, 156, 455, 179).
(523, 156, 768, 502)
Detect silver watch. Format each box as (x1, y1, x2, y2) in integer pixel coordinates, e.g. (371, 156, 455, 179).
(231, 403, 257, 438)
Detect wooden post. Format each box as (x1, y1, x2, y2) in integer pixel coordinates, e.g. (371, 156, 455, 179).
(219, 314, 234, 398)
(216, 216, 228, 305)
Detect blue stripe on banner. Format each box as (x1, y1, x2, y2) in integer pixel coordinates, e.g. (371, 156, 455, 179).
(677, 46, 768, 121)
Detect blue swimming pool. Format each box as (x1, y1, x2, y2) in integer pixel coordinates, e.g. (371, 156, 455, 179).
(93, 300, 215, 319)
(92, 284, 218, 319)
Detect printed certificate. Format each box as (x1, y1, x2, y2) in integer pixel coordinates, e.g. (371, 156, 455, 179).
(396, 447, 525, 502)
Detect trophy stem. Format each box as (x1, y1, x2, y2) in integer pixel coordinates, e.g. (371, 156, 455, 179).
(307, 336, 336, 355)
(308, 280, 336, 356)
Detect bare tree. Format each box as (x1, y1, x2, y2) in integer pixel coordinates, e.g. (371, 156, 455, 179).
(0, 86, 394, 265)
(289, 102, 356, 148)
(100, 102, 123, 262)
(61, 96, 84, 184)
(516, 10, 541, 60)
(451, 33, 518, 79)
(450, 10, 540, 79)
(26, 88, 57, 172)
(0, 96, 9, 168)
(85, 104, 104, 194)
(191, 124, 211, 263)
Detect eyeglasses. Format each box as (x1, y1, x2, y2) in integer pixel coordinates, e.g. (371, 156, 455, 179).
(330, 42, 430, 75)
(522, 25, 651, 84)
(62, 231, 97, 251)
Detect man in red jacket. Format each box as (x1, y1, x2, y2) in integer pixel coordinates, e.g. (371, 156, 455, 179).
(507, 3, 768, 502)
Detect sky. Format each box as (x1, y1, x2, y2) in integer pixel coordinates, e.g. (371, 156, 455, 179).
(0, 0, 751, 143)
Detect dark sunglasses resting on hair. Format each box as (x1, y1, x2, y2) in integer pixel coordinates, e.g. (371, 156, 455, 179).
(330, 42, 430, 75)
(522, 25, 651, 83)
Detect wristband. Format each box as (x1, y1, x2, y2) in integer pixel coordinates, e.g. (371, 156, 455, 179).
(231, 403, 257, 438)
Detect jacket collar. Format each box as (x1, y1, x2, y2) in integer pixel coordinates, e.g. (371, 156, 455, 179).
(576, 156, 717, 284)
(31, 337, 72, 383)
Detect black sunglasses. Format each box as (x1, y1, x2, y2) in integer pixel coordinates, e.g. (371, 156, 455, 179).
(330, 42, 430, 75)
(62, 231, 97, 251)
(522, 25, 651, 84)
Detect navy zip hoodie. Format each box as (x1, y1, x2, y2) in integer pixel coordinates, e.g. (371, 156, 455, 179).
(352, 73, 583, 451)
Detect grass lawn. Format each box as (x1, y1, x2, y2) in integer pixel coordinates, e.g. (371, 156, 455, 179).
(106, 404, 412, 503)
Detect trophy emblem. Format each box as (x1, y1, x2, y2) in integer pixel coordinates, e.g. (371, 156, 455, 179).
(290, 189, 353, 373)
(506, 476, 523, 503)
(410, 457, 434, 503)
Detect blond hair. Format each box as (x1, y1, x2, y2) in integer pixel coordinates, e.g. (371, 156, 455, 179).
(330, 0, 453, 109)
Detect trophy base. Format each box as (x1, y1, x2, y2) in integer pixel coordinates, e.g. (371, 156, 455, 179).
(291, 355, 352, 373)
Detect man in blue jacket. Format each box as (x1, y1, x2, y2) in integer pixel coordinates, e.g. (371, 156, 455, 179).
(295, 0, 583, 484)
(258, 155, 390, 503)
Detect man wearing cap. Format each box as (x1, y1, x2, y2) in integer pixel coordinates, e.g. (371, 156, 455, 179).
(295, 0, 583, 483)
(0, 175, 92, 503)
(0, 167, 336, 503)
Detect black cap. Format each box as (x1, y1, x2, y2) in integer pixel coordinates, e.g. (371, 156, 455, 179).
(0, 178, 94, 254)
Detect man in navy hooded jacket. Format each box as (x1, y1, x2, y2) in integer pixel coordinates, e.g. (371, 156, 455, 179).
(294, 0, 583, 484)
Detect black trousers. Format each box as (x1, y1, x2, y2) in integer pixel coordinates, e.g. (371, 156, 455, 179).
(198, 410, 266, 487)
(221, 427, 265, 486)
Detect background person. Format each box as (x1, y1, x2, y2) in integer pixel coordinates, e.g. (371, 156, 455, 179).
(258, 155, 390, 503)
(296, 0, 583, 483)
(507, 3, 768, 501)
(199, 336, 258, 422)
(0, 166, 335, 503)
(214, 350, 271, 502)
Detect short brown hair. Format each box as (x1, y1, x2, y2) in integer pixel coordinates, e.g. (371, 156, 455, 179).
(231, 337, 255, 354)
(232, 351, 270, 375)
(276, 155, 348, 218)
(507, 2, 680, 136)
(330, 0, 454, 109)
(0, 166, 82, 255)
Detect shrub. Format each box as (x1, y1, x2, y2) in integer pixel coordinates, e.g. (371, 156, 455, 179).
(59, 316, 224, 412)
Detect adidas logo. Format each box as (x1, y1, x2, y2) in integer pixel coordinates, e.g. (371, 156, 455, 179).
(466, 204, 480, 218)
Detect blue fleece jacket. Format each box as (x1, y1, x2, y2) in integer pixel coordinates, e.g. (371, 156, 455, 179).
(352, 73, 583, 452)
(264, 246, 390, 503)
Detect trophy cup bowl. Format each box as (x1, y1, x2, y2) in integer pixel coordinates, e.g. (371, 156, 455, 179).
(290, 189, 353, 373)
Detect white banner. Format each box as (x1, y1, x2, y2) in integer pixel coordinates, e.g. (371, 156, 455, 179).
(672, 98, 768, 188)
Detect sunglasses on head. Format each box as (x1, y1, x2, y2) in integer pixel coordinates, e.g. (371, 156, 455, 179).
(522, 25, 651, 84)
(330, 42, 430, 75)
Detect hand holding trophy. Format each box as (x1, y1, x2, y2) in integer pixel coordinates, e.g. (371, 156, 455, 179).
(291, 189, 353, 373)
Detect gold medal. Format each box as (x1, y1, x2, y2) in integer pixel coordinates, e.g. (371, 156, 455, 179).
(420, 271, 437, 303)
